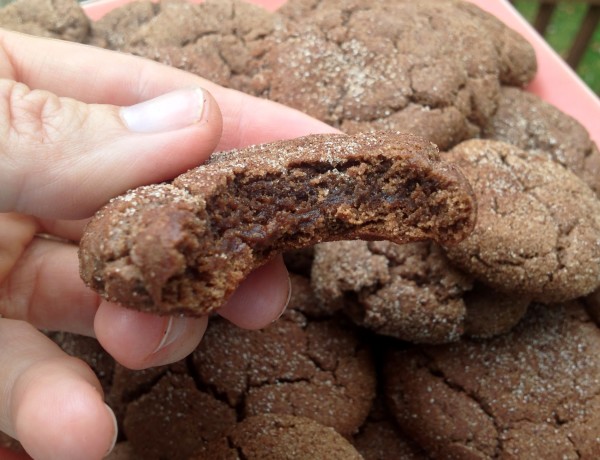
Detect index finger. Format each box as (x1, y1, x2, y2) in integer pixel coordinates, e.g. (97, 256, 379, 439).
(0, 29, 338, 149)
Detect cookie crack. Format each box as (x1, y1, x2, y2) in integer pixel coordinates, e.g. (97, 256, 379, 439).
(420, 351, 502, 458)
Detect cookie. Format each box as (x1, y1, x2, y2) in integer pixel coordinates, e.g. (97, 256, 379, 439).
(462, 283, 529, 339)
(312, 239, 530, 343)
(286, 272, 336, 318)
(87, 0, 157, 49)
(311, 241, 472, 343)
(311, 240, 473, 343)
(483, 86, 600, 196)
(444, 139, 600, 303)
(384, 302, 600, 458)
(194, 414, 364, 460)
(353, 420, 425, 460)
(191, 310, 376, 436)
(123, 372, 237, 460)
(0, 0, 89, 42)
(79, 131, 476, 315)
(352, 395, 427, 460)
(242, 0, 536, 150)
(90, 0, 282, 89)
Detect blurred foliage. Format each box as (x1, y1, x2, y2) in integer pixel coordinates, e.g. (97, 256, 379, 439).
(514, 0, 600, 94)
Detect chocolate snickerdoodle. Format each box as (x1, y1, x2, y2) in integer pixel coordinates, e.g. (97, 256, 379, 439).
(194, 414, 364, 460)
(79, 131, 476, 315)
(443, 139, 600, 303)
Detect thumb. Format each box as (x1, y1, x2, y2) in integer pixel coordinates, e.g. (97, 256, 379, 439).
(0, 80, 222, 219)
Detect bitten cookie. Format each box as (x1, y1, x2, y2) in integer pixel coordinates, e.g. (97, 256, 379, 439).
(384, 302, 600, 458)
(79, 131, 476, 315)
(0, 0, 89, 42)
(191, 310, 376, 437)
(483, 86, 600, 196)
(244, 0, 536, 150)
(193, 414, 364, 460)
(443, 139, 600, 303)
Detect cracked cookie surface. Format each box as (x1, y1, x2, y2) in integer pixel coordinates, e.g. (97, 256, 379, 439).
(0, 0, 89, 41)
(483, 86, 600, 196)
(310, 240, 529, 343)
(191, 309, 376, 437)
(89, 0, 283, 89)
(242, 0, 536, 150)
(384, 302, 600, 458)
(79, 131, 476, 315)
(444, 139, 600, 303)
(194, 414, 364, 460)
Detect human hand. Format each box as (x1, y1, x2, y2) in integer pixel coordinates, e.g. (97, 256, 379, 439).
(0, 29, 337, 460)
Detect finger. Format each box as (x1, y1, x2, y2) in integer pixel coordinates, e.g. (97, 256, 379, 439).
(0, 29, 339, 150)
(94, 302, 208, 370)
(0, 319, 117, 460)
(217, 256, 291, 329)
(0, 220, 207, 370)
(0, 234, 99, 336)
(0, 80, 223, 219)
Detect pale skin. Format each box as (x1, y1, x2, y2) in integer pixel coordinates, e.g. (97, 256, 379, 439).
(0, 28, 337, 460)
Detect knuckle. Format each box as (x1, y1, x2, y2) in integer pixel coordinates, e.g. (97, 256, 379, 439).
(0, 79, 68, 146)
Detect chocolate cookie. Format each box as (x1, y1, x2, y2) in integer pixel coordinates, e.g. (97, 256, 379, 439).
(90, 0, 282, 89)
(443, 139, 600, 303)
(483, 86, 600, 196)
(79, 131, 476, 315)
(312, 239, 529, 343)
(191, 310, 376, 436)
(352, 395, 427, 460)
(311, 240, 473, 343)
(384, 302, 600, 458)
(194, 414, 364, 460)
(242, 0, 536, 150)
(123, 372, 237, 460)
(462, 283, 530, 339)
(0, 0, 89, 42)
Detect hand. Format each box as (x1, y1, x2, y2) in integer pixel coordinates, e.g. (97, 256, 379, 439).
(0, 29, 337, 460)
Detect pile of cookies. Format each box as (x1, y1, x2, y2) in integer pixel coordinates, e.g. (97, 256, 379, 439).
(1, 0, 599, 458)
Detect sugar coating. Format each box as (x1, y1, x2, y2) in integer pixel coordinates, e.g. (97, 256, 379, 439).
(483, 86, 600, 196)
(123, 372, 237, 459)
(191, 309, 376, 437)
(444, 139, 600, 303)
(88, 0, 284, 89)
(194, 414, 364, 459)
(0, 0, 89, 41)
(79, 131, 476, 315)
(249, 0, 537, 150)
(384, 302, 600, 458)
(311, 240, 530, 344)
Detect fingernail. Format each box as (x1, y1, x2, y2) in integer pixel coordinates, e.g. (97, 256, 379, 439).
(273, 276, 292, 322)
(103, 404, 118, 458)
(153, 316, 187, 353)
(120, 87, 206, 133)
